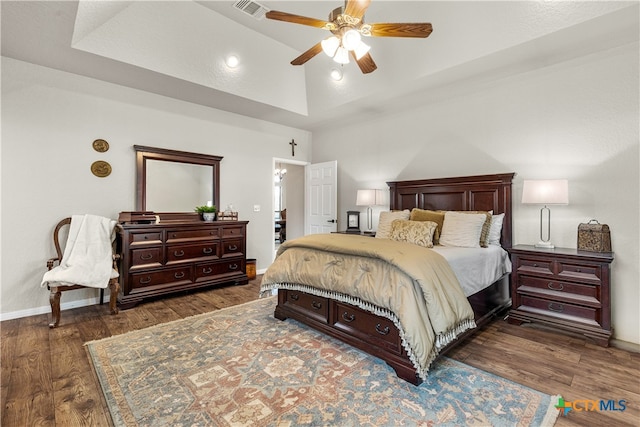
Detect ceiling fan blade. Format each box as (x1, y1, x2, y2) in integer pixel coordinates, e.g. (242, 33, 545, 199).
(291, 42, 324, 66)
(344, 0, 371, 21)
(368, 22, 433, 38)
(265, 10, 332, 29)
(351, 51, 377, 74)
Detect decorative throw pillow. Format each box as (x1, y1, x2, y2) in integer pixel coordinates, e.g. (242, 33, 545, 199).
(409, 208, 445, 245)
(389, 220, 437, 248)
(451, 210, 492, 247)
(439, 211, 487, 248)
(375, 210, 410, 239)
(488, 213, 505, 246)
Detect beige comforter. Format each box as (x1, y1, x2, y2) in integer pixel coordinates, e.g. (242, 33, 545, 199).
(260, 233, 476, 379)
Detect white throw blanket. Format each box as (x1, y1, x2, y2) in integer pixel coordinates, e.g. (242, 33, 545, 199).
(41, 214, 119, 289)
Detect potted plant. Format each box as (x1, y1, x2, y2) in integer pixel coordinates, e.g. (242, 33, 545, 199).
(195, 205, 217, 221)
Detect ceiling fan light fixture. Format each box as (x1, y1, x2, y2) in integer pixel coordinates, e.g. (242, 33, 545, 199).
(321, 36, 340, 57)
(225, 55, 239, 68)
(353, 41, 370, 60)
(342, 28, 361, 50)
(333, 46, 350, 64)
(330, 68, 343, 81)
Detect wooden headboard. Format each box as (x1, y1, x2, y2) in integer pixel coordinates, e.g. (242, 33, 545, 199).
(387, 173, 515, 248)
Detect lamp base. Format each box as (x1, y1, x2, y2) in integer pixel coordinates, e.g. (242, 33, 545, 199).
(534, 241, 555, 249)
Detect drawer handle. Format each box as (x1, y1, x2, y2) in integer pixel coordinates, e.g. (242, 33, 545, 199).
(290, 294, 299, 301)
(174, 250, 185, 257)
(375, 323, 390, 335)
(172, 234, 176, 238)
(140, 253, 153, 260)
(228, 245, 238, 251)
(174, 272, 185, 279)
(576, 268, 582, 272)
(547, 282, 564, 291)
(144, 236, 149, 240)
(548, 302, 564, 313)
(533, 263, 538, 267)
(342, 312, 355, 322)
(229, 263, 238, 270)
(210, 231, 216, 235)
(139, 276, 151, 284)
(311, 301, 322, 310)
(202, 267, 212, 274)
(203, 247, 213, 254)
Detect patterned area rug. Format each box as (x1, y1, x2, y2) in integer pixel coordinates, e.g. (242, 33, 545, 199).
(86, 297, 559, 426)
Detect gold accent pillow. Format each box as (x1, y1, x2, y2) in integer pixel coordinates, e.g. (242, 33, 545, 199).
(409, 209, 445, 245)
(389, 220, 437, 248)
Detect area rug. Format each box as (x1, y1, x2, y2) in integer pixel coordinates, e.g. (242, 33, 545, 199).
(86, 297, 559, 426)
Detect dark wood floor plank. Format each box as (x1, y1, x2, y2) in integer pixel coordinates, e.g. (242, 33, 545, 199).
(1, 276, 638, 427)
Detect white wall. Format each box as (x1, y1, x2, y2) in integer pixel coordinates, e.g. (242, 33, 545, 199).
(312, 43, 639, 345)
(1, 57, 311, 319)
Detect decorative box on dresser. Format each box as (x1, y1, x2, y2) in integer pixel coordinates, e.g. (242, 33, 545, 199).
(118, 218, 249, 309)
(507, 245, 614, 346)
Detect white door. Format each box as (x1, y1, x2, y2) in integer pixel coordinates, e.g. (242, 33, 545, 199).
(305, 161, 338, 234)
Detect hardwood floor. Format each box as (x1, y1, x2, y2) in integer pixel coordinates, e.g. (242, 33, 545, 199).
(2, 277, 638, 426)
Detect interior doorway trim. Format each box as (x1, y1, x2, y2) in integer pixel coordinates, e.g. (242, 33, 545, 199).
(272, 158, 309, 258)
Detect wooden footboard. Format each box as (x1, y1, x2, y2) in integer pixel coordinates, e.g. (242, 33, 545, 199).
(273, 277, 511, 385)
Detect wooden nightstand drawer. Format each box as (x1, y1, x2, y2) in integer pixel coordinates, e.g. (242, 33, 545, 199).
(519, 295, 600, 327)
(557, 262, 602, 284)
(282, 290, 329, 324)
(515, 258, 553, 276)
(517, 276, 600, 303)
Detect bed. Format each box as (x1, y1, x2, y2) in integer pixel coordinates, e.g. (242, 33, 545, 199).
(260, 173, 515, 385)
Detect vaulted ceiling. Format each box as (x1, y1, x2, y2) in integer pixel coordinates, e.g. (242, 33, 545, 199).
(2, 1, 638, 131)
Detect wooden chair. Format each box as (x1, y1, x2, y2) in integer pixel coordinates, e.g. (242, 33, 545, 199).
(45, 217, 120, 328)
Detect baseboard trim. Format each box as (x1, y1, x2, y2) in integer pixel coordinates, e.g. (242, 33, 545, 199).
(0, 294, 109, 322)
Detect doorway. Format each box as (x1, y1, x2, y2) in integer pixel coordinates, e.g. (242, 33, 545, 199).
(273, 158, 306, 256)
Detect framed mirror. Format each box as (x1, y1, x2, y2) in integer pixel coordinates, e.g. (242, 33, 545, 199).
(134, 145, 221, 216)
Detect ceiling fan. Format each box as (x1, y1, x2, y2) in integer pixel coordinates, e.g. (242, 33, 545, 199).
(265, 0, 433, 74)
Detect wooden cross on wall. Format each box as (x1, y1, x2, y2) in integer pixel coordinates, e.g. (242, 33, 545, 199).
(289, 139, 297, 156)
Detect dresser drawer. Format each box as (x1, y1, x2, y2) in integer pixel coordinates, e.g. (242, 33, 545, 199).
(516, 275, 600, 305)
(129, 231, 163, 246)
(282, 291, 328, 324)
(166, 228, 219, 242)
(129, 247, 162, 269)
(515, 257, 553, 276)
(130, 266, 192, 290)
(222, 226, 244, 238)
(519, 295, 600, 327)
(221, 238, 243, 257)
(166, 242, 219, 263)
(557, 262, 602, 284)
(333, 302, 401, 354)
(195, 259, 244, 279)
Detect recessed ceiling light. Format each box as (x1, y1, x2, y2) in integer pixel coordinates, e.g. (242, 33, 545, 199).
(330, 68, 343, 81)
(226, 55, 239, 68)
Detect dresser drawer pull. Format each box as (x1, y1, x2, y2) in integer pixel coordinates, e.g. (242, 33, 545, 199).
(290, 293, 299, 301)
(228, 245, 238, 251)
(342, 312, 355, 322)
(202, 247, 213, 254)
(576, 268, 582, 272)
(228, 263, 238, 270)
(548, 302, 564, 313)
(140, 253, 153, 260)
(202, 267, 212, 274)
(139, 276, 151, 284)
(210, 231, 216, 235)
(172, 233, 176, 238)
(174, 272, 185, 279)
(547, 282, 564, 291)
(375, 323, 390, 335)
(174, 250, 185, 257)
(533, 263, 538, 267)
(311, 301, 322, 310)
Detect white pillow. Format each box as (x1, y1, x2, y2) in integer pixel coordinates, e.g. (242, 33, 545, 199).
(375, 210, 410, 239)
(488, 213, 505, 246)
(439, 211, 486, 248)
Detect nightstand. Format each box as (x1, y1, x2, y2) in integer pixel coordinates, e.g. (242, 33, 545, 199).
(507, 245, 614, 347)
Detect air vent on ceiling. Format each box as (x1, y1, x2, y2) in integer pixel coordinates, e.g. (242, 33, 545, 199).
(233, 0, 269, 20)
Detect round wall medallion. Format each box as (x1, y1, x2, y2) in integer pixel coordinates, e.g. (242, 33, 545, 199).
(92, 139, 110, 152)
(91, 160, 112, 178)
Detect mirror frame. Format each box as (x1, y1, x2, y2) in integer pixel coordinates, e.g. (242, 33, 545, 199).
(134, 145, 222, 213)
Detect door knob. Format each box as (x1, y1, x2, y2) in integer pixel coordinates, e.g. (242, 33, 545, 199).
(327, 219, 336, 223)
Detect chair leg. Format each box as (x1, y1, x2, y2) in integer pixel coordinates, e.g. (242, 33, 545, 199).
(49, 287, 62, 328)
(108, 279, 119, 315)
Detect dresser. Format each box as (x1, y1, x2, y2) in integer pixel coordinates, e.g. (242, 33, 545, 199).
(507, 245, 614, 346)
(118, 220, 249, 309)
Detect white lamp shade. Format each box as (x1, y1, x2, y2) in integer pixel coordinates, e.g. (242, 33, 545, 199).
(522, 180, 569, 205)
(333, 46, 350, 64)
(356, 189, 385, 206)
(321, 36, 340, 57)
(342, 29, 362, 50)
(353, 41, 370, 60)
